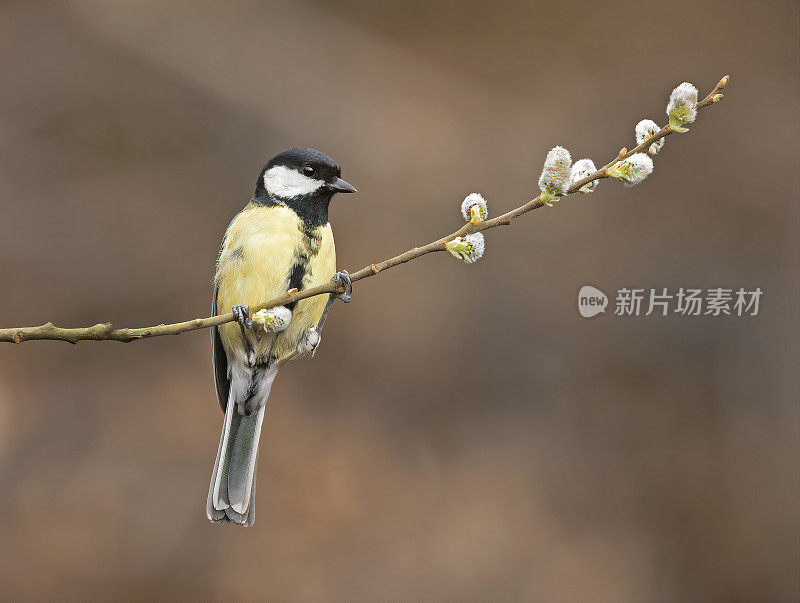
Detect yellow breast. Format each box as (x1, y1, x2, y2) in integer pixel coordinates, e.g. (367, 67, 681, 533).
(215, 202, 336, 366)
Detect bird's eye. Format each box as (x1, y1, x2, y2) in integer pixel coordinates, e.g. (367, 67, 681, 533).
(302, 165, 316, 177)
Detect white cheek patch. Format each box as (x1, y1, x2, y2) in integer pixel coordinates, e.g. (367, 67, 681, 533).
(264, 165, 324, 198)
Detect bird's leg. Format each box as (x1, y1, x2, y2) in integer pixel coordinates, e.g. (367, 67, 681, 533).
(315, 270, 351, 335)
(232, 304, 254, 366)
(300, 271, 351, 358)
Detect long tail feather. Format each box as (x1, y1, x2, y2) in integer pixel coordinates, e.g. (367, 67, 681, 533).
(207, 366, 276, 527)
(228, 407, 265, 514)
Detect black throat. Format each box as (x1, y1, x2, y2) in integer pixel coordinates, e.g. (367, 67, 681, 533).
(253, 184, 332, 230)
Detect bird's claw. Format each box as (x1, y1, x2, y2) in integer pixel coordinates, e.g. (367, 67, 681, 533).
(313, 271, 352, 337)
(331, 269, 352, 303)
(232, 304, 253, 329)
(232, 304, 255, 365)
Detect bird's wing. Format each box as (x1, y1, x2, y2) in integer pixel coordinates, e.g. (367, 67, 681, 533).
(211, 284, 230, 412)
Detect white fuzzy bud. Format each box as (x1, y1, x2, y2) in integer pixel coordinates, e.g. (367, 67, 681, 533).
(666, 82, 698, 133)
(570, 158, 598, 194)
(445, 232, 485, 264)
(251, 306, 292, 332)
(635, 119, 665, 154)
(460, 193, 488, 223)
(606, 153, 654, 187)
(538, 146, 572, 204)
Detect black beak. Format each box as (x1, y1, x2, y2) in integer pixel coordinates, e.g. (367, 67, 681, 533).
(327, 177, 357, 193)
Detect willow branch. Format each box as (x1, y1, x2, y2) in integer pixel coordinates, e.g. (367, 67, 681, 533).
(0, 76, 729, 344)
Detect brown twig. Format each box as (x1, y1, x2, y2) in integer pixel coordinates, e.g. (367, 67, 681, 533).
(0, 75, 729, 344)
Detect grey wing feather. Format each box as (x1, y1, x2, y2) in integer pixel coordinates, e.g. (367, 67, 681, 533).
(211, 212, 242, 414)
(212, 285, 230, 412)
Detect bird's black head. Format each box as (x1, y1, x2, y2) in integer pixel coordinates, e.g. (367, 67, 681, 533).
(254, 147, 356, 228)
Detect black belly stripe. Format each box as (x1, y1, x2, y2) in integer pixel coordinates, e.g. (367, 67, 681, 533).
(285, 222, 324, 311)
(286, 261, 306, 311)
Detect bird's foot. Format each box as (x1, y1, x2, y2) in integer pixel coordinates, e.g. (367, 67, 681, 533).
(311, 270, 353, 341)
(331, 269, 352, 303)
(232, 304, 253, 329)
(232, 304, 255, 365)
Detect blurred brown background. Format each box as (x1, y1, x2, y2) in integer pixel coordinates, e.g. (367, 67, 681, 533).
(0, 0, 798, 600)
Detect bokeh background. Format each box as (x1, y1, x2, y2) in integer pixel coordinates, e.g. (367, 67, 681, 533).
(0, 1, 797, 600)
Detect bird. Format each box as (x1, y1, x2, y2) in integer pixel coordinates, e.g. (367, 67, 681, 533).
(207, 147, 356, 526)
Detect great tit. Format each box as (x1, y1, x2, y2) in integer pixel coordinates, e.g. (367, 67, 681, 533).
(207, 148, 356, 526)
